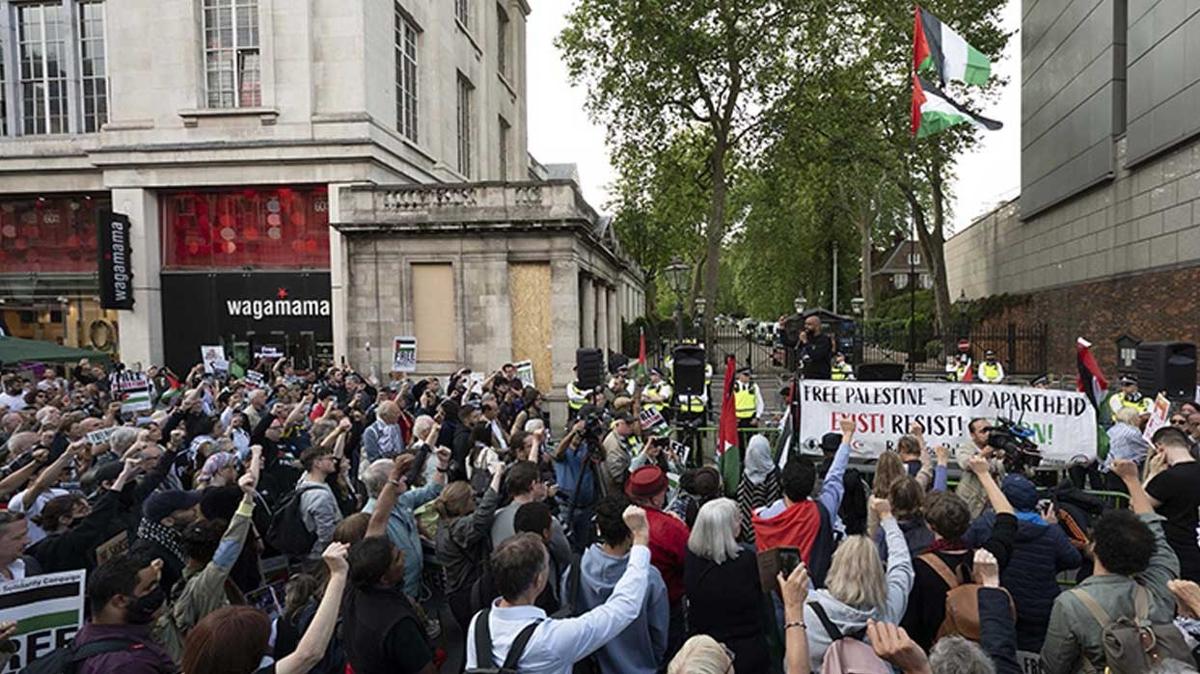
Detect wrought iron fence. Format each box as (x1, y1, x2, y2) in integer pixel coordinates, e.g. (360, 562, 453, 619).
(856, 320, 1047, 375)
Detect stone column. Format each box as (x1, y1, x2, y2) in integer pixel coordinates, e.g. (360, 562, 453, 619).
(328, 184, 353, 367)
(580, 273, 595, 348)
(596, 281, 609, 361)
(549, 257, 581, 423)
(110, 187, 163, 367)
(608, 286, 620, 353)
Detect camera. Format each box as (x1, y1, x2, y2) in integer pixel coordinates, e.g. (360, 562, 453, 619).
(986, 417, 1042, 473)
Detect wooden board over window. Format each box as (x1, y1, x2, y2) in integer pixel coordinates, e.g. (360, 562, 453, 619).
(508, 262, 551, 391)
(412, 263, 456, 363)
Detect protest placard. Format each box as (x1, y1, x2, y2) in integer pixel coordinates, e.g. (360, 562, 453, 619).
(94, 531, 128, 567)
(514, 360, 535, 388)
(391, 336, 417, 373)
(113, 371, 152, 414)
(1017, 651, 1045, 674)
(84, 427, 117, 447)
(1143, 393, 1171, 442)
(244, 370, 265, 389)
(200, 345, 228, 374)
(795, 381, 1097, 463)
(0, 571, 85, 673)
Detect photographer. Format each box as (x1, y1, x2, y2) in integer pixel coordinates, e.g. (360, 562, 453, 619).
(602, 412, 641, 496)
(955, 418, 1006, 519)
(554, 414, 602, 551)
(630, 434, 683, 476)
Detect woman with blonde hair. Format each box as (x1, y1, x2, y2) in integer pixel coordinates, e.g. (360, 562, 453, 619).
(666, 634, 735, 674)
(804, 496, 914, 672)
(684, 498, 768, 672)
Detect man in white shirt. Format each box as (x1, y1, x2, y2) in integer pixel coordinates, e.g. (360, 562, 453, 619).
(0, 376, 28, 413)
(466, 505, 652, 673)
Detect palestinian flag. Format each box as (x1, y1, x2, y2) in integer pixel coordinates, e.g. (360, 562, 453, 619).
(911, 75, 1002, 138)
(1076, 337, 1109, 408)
(631, 327, 648, 382)
(716, 355, 741, 497)
(914, 6, 992, 86)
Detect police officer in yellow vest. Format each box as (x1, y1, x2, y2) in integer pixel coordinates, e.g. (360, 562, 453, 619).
(566, 365, 589, 421)
(831, 353, 854, 381)
(1108, 374, 1152, 418)
(642, 368, 673, 418)
(734, 366, 764, 458)
(666, 355, 712, 416)
(978, 350, 1005, 384)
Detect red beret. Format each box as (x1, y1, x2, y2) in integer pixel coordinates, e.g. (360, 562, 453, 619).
(625, 465, 668, 499)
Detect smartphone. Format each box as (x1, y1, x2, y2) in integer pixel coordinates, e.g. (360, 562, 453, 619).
(1036, 499, 1053, 517)
(779, 549, 801, 578)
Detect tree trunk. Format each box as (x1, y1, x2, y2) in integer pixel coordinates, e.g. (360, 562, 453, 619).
(703, 134, 728, 361)
(925, 162, 954, 346)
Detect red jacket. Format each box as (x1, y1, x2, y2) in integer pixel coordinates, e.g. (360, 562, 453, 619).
(645, 507, 690, 605)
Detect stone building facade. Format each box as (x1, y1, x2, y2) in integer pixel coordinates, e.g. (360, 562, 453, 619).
(330, 181, 645, 417)
(945, 1, 1200, 375)
(0, 0, 534, 371)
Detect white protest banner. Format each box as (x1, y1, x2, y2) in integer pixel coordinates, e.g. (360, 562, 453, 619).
(391, 336, 417, 373)
(113, 372, 152, 414)
(200, 345, 227, 374)
(514, 360, 535, 388)
(0, 570, 85, 673)
(796, 381, 1097, 463)
(84, 427, 117, 447)
(1143, 393, 1171, 442)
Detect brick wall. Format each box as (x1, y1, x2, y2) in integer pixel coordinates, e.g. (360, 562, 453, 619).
(974, 263, 1200, 376)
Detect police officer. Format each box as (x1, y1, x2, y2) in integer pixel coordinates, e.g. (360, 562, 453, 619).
(831, 353, 854, 381)
(977, 350, 1005, 384)
(733, 366, 763, 457)
(565, 366, 589, 421)
(950, 353, 973, 382)
(1108, 374, 1152, 417)
(642, 368, 673, 419)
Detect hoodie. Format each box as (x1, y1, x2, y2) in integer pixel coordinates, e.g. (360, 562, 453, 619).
(802, 517, 914, 673)
(571, 544, 669, 674)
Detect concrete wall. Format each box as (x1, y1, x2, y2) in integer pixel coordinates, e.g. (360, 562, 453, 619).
(1126, 3, 1200, 166)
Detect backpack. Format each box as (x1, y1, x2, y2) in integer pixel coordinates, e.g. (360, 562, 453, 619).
(465, 608, 542, 674)
(266, 484, 322, 557)
(918, 553, 1015, 641)
(1070, 583, 1193, 674)
(550, 554, 600, 674)
(807, 601, 890, 674)
(20, 637, 168, 674)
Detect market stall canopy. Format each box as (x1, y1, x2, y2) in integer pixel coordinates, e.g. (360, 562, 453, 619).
(0, 336, 111, 365)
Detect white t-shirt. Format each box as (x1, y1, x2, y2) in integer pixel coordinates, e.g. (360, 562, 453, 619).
(9, 488, 69, 546)
(0, 392, 27, 412)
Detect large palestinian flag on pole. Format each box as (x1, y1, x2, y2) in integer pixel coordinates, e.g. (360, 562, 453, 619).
(911, 75, 1002, 138)
(914, 6, 992, 86)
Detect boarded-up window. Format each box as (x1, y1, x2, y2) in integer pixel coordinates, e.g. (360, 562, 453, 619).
(509, 262, 551, 391)
(412, 263, 456, 362)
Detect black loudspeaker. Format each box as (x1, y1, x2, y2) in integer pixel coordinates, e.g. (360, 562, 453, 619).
(575, 349, 605, 391)
(1136, 342, 1197, 401)
(672, 346, 707, 396)
(856, 363, 906, 382)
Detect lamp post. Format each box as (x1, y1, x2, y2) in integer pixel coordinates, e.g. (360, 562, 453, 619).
(851, 296, 864, 316)
(693, 296, 707, 345)
(664, 258, 690, 342)
(793, 294, 807, 316)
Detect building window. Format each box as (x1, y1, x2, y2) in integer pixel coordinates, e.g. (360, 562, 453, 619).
(498, 116, 510, 179)
(0, 195, 110, 273)
(203, 0, 260, 109)
(893, 273, 908, 290)
(497, 3, 509, 79)
(920, 273, 933, 289)
(394, 7, 418, 142)
(455, 0, 469, 29)
(18, 3, 69, 135)
(907, 252, 921, 265)
(456, 74, 473, 178)
(79, 1, 107, 132)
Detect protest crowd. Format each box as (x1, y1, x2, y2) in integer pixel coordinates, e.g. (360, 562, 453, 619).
(1, 339, 1200, 674)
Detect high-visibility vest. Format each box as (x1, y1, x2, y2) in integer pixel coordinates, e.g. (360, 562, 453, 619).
(831, 363, 853, 381)
(1108, 392, 1151, 416)
(678, 390, 707, 413)
(734, 384, 757, 419)
(566, 381, 587, 410)
(979, 362, 1003, 383)
(644, 382, 671, 412)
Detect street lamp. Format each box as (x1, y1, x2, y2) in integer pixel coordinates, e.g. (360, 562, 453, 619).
(693, 296, 707, 342)
(664, 258, 690, 341)
(851, 296, 864, 316)
(793, 294, 807, 315)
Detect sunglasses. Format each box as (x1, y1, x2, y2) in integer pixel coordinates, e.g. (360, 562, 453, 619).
(1172, 418, 1189, 426)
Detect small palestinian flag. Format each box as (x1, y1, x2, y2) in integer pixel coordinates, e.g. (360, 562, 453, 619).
(911, 75, 1002, 138)
(914, 6, 992, 86)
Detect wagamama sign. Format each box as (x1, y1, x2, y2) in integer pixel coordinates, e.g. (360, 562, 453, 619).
(225, 293, 331, 321)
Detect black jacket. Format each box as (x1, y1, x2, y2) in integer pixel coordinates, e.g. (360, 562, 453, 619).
(684, 546, 770, 674)
(29, 488, 121, 573)
(800, 333, 834, 379)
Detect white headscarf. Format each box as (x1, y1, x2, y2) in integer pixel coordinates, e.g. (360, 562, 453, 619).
(744, 434, 775, 485)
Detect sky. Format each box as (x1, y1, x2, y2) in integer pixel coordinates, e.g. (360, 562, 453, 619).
(526, 3, 1022, 235)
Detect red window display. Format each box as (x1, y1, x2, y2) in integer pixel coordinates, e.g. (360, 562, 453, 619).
(162, 186, 330, 269)
(0, 195, 110, 273)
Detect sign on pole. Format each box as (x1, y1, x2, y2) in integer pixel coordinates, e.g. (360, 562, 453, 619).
(0, 570, 86, 673)
(514, 360, 535, 388)
(391, 337, 417, 373)
(794, 381, 1098, 464)
(97, 211, 134, 311)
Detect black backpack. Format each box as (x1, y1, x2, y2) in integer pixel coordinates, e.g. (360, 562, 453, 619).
(20, 637, 169, 674)
(551, 554, 601, 674)
(266, 484, 322, 557)
(465, 608, 541, 674)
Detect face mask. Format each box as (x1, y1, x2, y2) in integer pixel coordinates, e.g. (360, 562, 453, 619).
(125, 585, 166, 624)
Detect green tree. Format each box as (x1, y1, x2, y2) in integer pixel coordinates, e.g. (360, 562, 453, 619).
(558, 0, 838, 339)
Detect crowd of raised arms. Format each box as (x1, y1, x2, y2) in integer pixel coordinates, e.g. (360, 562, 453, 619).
(4, 356, 1200, 674)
